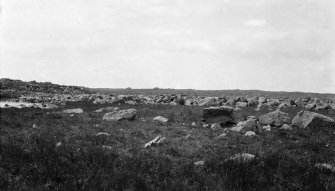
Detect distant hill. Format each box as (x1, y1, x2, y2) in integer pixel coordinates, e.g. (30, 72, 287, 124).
(91, 88, 335, 99)
(0, 78, 92, 99)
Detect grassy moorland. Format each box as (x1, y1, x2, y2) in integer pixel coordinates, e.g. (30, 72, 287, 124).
(1, 102, 335, 190)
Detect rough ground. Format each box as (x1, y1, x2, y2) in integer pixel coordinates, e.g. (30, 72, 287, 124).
(1, 79, 335, 190)
(1, 101, 335, 190)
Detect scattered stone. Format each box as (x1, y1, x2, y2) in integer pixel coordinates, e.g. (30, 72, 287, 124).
(226, 153, 255, 163)
(225, 98, 236, 106)
(258, 97, 267, 103)
(259, 110, 292, 127)
(305, 103, 316, 110)
(280, 124, 292, 130)
(194, 161, 205, 166)
(103, 108, 137, 121)
(62, 108, 84, 114)
(244, 131, 256, 136)
(315, 101, 330, 110)
(236, 102, 247, 107)
(102, 145, 112, 150)
(199, 97, 217, 107)
(255, 103, 263, 111)
(210, 123, 221, 130)
(231, 117, 259, 134)
(216, 132, 227, 139)
(266, 99, 280, 107)
(95, 107, 118, 113)
(292, 110, 335, 129)
(56, 142, 62, 147)
(202, 123, 210, 128)
(294, 99, 304, 107)
(263, 125, 271, 131)
(96, 132, 111, 136)
(144, 135, 166, 148)
(231, 122, 245, 133)
(315, 163, 335, 172)
(153, 116, 169, 123)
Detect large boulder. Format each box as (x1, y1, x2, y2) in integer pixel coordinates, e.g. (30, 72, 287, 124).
(292, 110, 335, 129)
(315, 101, 331, 110)
(103, 108, 137, 121)
(294, 99, 305, 107)
(266, 99, 280, 107)
(259, 110, 292, 127)
(203, 106, 234, 124)
(231, 116, 260, 134)
(236, 102, 247, 107)
(199, 97, 217, 107)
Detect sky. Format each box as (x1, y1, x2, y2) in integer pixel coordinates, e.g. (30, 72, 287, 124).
(0, 0, 335, 93)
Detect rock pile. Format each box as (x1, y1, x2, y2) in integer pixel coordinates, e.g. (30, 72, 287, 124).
(1, 78, 334, 112)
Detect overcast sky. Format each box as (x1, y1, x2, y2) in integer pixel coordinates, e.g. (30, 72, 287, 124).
(1, 0, 334, 93)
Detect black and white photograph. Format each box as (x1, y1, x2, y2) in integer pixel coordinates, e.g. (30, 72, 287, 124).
(1, 0, 335, 190)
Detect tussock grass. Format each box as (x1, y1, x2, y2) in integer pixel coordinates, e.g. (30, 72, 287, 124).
(1, 103, 335, 190)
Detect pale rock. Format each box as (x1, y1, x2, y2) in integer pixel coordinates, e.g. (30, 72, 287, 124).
(62, 108, 83, 114)
(292, 110, 335, 129)
(210, 123, 221, 130)
(280, 124, 292, 130)
(153, 116, 168, 123)
(226, 153, 255, 163)
(144, 135, 166, 148)
(259, 110, 292, 127)
(96, 132, 111, 136)
(103, 109, 137, 121)
(263, 125, 271, 131)
(244, 131, 256, 136)
(194, 161, 205, 166)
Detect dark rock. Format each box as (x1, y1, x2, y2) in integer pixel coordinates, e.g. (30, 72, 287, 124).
(203, 106, 234, 124)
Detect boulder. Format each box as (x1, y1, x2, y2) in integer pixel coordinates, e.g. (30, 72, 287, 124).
(259, 110, 292, 127)
(247, 98, 258, 107)
(199, 97, 217, 107)
(280, 124, 292, 130)
(62, 108, 83, 114)
(231, 116, 259, 134)
(294, 99, 305, 107)
(203, 106, 234, 124)
(225, 98, 236, 106)
(304, 103, 316, 110)
(210, 123, 221, 130)
(263, 125, 271, 131)
(236, 102, 247, 107)
(153, 116, 168, 123)
(244, 131, 256, 136)
(103, 108, 137, 121)
(315, 101, 330, 110)
(291, 110, 335, 129)
(266, 99, 280, 107)
(258, 97, 267, 103)
(95, 107, 118, 113)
